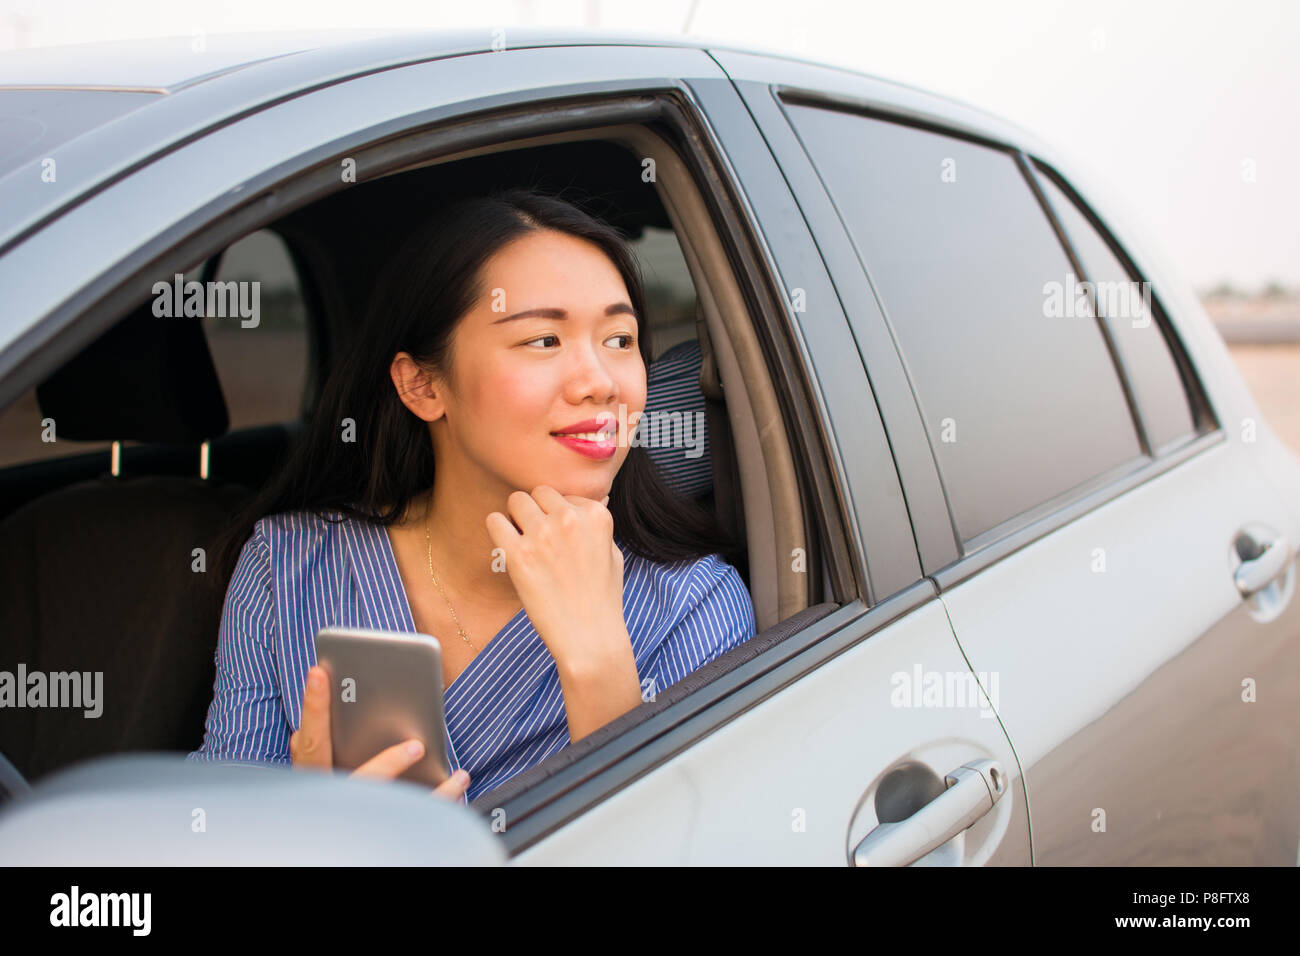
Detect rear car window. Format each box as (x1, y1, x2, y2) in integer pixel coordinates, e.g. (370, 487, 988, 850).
(629, 225, 698, 359)
(0, 384, 108, 467)
(784, 101, 1142, 543)
(201, 229, 310, 428)
(1032, 166, 1196, 453)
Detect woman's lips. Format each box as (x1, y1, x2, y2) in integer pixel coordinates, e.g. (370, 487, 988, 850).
(550, 430, 618, 460)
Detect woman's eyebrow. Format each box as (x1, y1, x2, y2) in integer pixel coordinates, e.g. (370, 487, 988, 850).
(492, 303, 637, 324)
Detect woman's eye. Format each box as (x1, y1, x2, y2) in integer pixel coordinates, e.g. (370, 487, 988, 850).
(606, 333, 635, 349)
(524, 334, 560, 349)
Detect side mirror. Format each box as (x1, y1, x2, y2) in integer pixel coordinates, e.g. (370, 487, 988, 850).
(0, 753, 506, 865)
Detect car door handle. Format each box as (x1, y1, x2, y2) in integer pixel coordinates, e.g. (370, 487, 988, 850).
(852, 759, 1005, 867)
(1234, 527, 1293, 598)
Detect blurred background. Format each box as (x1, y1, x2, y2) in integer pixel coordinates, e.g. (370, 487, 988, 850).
(2, 0, 1295, 452)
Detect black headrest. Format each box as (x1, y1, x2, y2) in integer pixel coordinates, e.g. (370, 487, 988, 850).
(36, 302, 228, 444)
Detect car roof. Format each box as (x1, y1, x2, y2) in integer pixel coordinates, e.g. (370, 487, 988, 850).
(0, 27, 695, 91)
(0, 28, 1051, 254)
(0, 25, 1008, 121)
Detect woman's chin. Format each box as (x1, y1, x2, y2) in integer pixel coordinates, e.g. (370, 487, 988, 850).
(532, 457, 616, 494)
(564, 482, 610, 501)
(528, 472, 611, 501)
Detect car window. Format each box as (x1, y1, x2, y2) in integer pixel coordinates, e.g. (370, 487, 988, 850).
(0, 384, 111, 468)
(201, 229, 311, 429)
(0, 229, 308, 471)
(783, 102, 1142, 543)
(630, 225, 698, 359)
(1032, 166, 1196, 453)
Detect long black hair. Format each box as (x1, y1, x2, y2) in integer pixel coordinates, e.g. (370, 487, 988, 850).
(211, 186, 737, 586)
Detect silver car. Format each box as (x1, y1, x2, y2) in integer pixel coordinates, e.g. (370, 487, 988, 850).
(0, 27, 1296, 866)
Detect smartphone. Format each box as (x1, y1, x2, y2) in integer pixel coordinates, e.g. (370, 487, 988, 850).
(312, 626, 451, 788)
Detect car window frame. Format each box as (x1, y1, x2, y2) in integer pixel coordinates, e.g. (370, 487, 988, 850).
(0, 49, 916, 853)
(747, 79, 1227, 591)
(1027, 158, 1218, 448)
(723, 78, 944, 589)
(779, 90, 1160, 547)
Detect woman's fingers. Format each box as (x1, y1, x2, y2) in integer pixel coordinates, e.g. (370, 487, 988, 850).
(431, 769, 471, 801)
(557, 490, 604, 510)
(530, 484, 568, 514)
(485, 509, 521, 558)
(505, 488, 548, 533)
(291, 669, 466, 796)
(489, 488, 608, 543)
(290, 665, 333, 768)
(352, 740, 472, 802)
(352, 738, 426, 779)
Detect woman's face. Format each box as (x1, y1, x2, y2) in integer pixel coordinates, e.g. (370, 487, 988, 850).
(416, 228, 646, 503)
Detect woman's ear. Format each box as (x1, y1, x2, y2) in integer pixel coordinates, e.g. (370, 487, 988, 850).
(390, 351, 448, 423)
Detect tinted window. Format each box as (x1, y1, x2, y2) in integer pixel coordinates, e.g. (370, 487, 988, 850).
(0, 385, 110, 467)
(1033, 168, 1196, 452)
(630, 225, 698, 359)
(0, 229, 310, 468)
(785, 102, 1141, 542)
(202, 230, 310, 428)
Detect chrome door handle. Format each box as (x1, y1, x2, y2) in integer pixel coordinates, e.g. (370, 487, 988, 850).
(1234, 528, 1293, 598)
(852, 758, 1006, 867)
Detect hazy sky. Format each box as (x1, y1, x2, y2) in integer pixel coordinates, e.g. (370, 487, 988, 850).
(1, 0, 1295, 291)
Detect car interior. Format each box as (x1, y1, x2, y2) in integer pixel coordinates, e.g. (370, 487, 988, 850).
(0, 120, 842, 800)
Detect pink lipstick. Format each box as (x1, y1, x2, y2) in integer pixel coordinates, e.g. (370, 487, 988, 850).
(551, 417, 618, 461)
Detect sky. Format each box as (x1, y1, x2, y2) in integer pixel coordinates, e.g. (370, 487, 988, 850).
(1, 0, 1296, 292)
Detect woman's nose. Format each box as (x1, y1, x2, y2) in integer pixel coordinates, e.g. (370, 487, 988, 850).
(563, 342, 618, 403)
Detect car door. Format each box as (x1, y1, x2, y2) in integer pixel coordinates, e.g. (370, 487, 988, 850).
(734, 51, 1300, 865)
(0, 41, 1030, 866)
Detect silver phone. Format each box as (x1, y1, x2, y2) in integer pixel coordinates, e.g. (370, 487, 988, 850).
(313, 626, 451, 788)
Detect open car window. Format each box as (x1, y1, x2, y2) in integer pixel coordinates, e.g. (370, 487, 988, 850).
(0, 65, 849, 849)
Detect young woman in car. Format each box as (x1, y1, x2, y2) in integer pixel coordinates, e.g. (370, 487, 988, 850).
(188, 187, 756, 805)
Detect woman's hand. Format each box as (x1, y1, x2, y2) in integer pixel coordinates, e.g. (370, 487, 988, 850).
(486, 485, 643, 742)
(290, 665, 470, 801)
(485, 486, 629, 676)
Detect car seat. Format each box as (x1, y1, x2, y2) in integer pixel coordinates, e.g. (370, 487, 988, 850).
(0, 302, 247, 781)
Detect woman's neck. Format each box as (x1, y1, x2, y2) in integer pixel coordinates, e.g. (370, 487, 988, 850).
(401, 476, 521, 610)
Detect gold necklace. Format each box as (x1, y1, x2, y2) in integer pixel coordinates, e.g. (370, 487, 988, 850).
(424, 492, 478, 654)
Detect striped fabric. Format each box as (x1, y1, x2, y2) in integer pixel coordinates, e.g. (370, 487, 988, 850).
(644, 338, 713, 499)
(187, 508, 756, 804)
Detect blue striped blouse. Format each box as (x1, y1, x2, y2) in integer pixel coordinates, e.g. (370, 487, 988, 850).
(187, 508, 756, 804)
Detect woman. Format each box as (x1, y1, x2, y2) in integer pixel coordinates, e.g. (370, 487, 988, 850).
(187, 187, 757, 805)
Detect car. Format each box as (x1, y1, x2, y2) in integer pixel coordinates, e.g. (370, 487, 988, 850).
(0, 26, 1297, 867)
